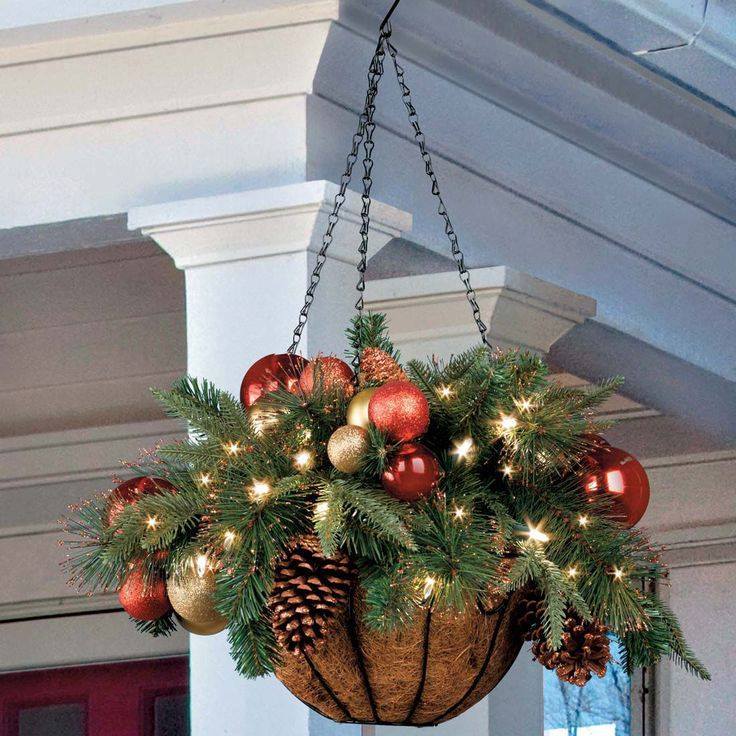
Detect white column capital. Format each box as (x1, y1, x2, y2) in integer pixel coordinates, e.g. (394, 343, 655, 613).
(366, 266, 596, 358)
(128, 180, 412, 270)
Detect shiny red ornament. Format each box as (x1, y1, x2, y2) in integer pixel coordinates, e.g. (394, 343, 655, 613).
(106, 476, 176, 528)
(582, 444, 650, 527)
(298, 356, 355, 397)
(118, 566, 171, 621)
(368, 380, 430, 442)
(240, 353, 307, 408)
(381, 443, 441, 502)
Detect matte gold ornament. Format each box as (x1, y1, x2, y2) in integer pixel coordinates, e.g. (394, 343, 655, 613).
(327, 425, 370, 474)
(167, 562, 227, 636)
(346, 388, 377, 429)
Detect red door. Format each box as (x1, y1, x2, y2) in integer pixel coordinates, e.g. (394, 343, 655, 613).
(0, 658, 188, 736)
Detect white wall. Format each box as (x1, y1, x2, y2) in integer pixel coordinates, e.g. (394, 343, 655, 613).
(0, 244, 188, 670)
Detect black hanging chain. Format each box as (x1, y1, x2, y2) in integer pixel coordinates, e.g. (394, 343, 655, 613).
(288, 9, 491, 354)
(352, 37, 385, 370)
(287, 29, 389, 355)
(384, 37, 491, 349)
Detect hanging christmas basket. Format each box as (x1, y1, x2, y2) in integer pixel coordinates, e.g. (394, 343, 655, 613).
(63, 5, 708, 728)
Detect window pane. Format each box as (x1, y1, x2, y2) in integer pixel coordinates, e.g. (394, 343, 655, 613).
(154, 693, 189, 736)
(544, 636, 631, 736)
(18, 703, 85, 736)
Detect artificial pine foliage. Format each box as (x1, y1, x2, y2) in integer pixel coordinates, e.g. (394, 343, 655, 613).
(62, 312, 709, 685)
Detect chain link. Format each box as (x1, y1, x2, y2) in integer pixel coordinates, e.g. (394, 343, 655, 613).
(287, 30, 389, 355)
(352, 38, 385, 369)
(385, 37, 491, 348)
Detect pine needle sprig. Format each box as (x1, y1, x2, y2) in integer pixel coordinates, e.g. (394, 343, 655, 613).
(361, 424, 401, 477)
(409, 502, 499, 611)
(505, 544, 590, 649)
(63, 496, 126, 592)
(622, 594, 710, 680)
(346, 312, 400, 364)
(362, 562, 422, 632)
(134, 613, 178, 638)
(228, 610, 280, 678)
(152, 376, 250, 441)
(313, 476, 415, 558)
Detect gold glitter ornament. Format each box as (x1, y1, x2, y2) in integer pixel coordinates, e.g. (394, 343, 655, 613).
(167, 563, 227, 636)
(327, 425, 370, 474)
(346, 388, 377, 429)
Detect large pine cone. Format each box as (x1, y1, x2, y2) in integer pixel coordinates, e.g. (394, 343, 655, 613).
(517, 589, 612, 686)
(269, 536, 354, 656)
(535, 611, 611, 686)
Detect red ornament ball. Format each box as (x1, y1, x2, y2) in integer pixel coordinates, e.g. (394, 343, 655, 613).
(106, 476, 176, 528)
(299, 356, 355, 397)
(240, 353, 307, 408)
(582, 444, 650, 528)
(119, 566, 171, 621)
(381, 443, 441, 502)
(368, 380, 430, 442)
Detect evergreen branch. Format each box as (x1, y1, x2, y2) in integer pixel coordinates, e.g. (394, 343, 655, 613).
(338, 479, 415, 551)
(623, 594, 710, 679)
(505, 544, 591, 649)
(362, 563, 421, 632)
(135, 613, 178, 637)
(361, 424, 398, 476)
(228, 610, 279, 678)
(314, 477, 415, 555)
(63, 496, 126, 592)
(313, 483, 345, 557)
(346, 312, 399, 364)
(409, 502, 499, 611)
(657, 599, 710, 679)
(152, 376, 250, 441)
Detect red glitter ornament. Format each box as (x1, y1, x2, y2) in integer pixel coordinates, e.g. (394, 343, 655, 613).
(582, 443, 650, 528)
(106, 476, 176, 528)
(119, 565, 171, 621)
(240, 354, 307, 408)
(298, 356, 355, 397)
(381, 443, 441, 502)
(368, 380, 430, 442)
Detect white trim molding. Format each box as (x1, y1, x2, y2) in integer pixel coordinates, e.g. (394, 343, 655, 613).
(365, 265, 595, 357)
(0, 418, 182, 492)
(128, 181, 412, 269)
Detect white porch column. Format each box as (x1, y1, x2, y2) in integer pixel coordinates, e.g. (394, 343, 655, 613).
(365, 268, 595, 736)
(128, 181, 411, 736)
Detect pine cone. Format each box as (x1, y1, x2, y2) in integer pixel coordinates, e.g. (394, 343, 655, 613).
(269, 536, 355, 656)
(552, 612, 611, 686)
(517, 590, 611, 686)
(515, 588, 545, 641)
(359, 347, 406, 386)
